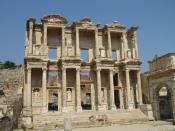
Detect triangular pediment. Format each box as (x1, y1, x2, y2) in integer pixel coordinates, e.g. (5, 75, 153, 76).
(106, 21, 126, 29)
(41, 14, 68, 24)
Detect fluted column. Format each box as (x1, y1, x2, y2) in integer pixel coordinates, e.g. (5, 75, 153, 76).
(62, 68, 67, 112)
(125, 69, 134, 109)
(62, 27, 65, 57)
(43, 24, 47, 45)
(137, 70, 143, 105)
(109, 69, 116, 110)
(95, 29, 99, 58)
(118, 71, 124, 109)
(29, 22, 33, 54)
(121, 33, 127, 59)
(107, 30, 112, 58)
(134, 32, 139, 59)
(27, 67, 32, 110)
(76, 27, 80, 57)
(97, 69, 102, 110)
(42, 68, 47, 113)
(76, 68, 82, 112)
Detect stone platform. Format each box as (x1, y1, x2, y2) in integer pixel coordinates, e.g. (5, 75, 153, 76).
(30, 109, 148, 130)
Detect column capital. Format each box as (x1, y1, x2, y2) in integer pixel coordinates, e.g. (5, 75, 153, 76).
(42, 67, 47, 71)
(29, 23, 34, 29)
(27, 67, 32, 71)
(96, 68, 101, 72)
(62, 67, 66, 71)
(125, 68, 130, 72)
(76, 68, 80, 71)
(109, 68, 114, 72)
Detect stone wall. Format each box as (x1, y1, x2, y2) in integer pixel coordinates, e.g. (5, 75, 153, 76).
(0, 67, 24, 131)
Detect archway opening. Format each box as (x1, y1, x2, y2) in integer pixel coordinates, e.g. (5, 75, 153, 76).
(157, 86, 173, 120)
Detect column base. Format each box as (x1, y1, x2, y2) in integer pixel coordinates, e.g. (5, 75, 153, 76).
(110, 105, 117, 111)
(42, 107, 48, 113)
(76, 106, 82, 112)
(21, 116, 33, 129)
(97, 105, 106, 111)
(23, 107, 32, 116)
(62, 106, 68, 112)
(127, 102, 135, 110)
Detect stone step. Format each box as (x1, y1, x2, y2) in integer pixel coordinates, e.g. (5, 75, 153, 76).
(31, 109, 148, 130)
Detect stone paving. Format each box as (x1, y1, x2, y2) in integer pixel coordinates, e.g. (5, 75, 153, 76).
(58, 121, 175, 131)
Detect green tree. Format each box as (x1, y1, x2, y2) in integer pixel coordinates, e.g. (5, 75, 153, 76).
(0, 60, 17, 69)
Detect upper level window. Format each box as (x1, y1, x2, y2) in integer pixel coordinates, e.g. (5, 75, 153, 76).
(112, 50, 116, 60)
(48, 48, 57, 59)
(81, 49, 88, 62)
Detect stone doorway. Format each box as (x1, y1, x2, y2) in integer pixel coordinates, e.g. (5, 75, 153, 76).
(157, 87, 173, 120)
(81, 84, 92, 110)
(114, 89, 120, 108)
(48, 89, 58, 111)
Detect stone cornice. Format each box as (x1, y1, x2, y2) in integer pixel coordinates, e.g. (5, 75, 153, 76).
(41, 14, 68, 24)
(146, 67, 175, 78)
(148, 52, 175, 64)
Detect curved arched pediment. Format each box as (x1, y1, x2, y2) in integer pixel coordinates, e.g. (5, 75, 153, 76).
(41, 14, 68, 24)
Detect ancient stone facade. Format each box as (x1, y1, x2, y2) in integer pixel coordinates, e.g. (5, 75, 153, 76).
(142, 53, 175, 122)
(23, 14, 143, 127)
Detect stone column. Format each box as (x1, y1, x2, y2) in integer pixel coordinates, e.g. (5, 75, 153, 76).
(109, 69, 116, 110)
(76, 68, 82, 112)
(133, 31, 139, 59)
(97, 69, 102, 110)
(95, 29, 99, 58)
(42, 68, 47, 113)
(62, 68, 67, 112)
(107, 30, 112, 58)
(29, 22, 33, 54)
(137, 70, 143, 105)
(43, 24, 47, 45)
(118, 71, 124, 109)
(76, 27, 80, 57)
(171, 87, 175, 124)
(27, 67, 32, 110)
(125, 69, 134, 109)
(122, 33, 127, 59)
(62, 27, 65, 57)
(91, 83, 95, 110)
(23, 69, 27, 107)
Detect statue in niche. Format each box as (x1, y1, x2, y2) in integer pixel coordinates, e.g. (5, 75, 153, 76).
(67, 88, 72, 101)
(33, 88, 40, 97)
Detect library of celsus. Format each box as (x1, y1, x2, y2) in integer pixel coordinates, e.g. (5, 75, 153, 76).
(23, 14, 144, 127)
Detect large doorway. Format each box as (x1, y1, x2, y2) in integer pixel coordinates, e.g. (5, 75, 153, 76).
(48, 89, 58, 111)
(81, 84, 92, 110)
(114, 90, 120, 108)
(157, 87, 173, 120)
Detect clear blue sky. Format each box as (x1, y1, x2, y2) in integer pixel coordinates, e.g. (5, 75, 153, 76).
(0, 0, 174, 72)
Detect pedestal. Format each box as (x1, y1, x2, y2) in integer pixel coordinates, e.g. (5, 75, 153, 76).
(76, 106, 82, 112)
(42, 107, 48, 113)
(97, 105, 105, 111)
(62, 106, 68, 112)
(110, 105, 117, 111)
(127, 102, 134, 110)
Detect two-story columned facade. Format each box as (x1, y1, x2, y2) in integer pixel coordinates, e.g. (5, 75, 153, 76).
(23, 14, 142, 117)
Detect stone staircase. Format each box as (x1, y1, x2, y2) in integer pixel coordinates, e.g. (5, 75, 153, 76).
(32, 109, 148, 130)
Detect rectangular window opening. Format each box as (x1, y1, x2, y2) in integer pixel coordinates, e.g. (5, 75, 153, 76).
(48, 71, 58, 87)
(80, 49, 88, 62)
(112, 50, 116, 60)
(48, 48, 57, 59)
